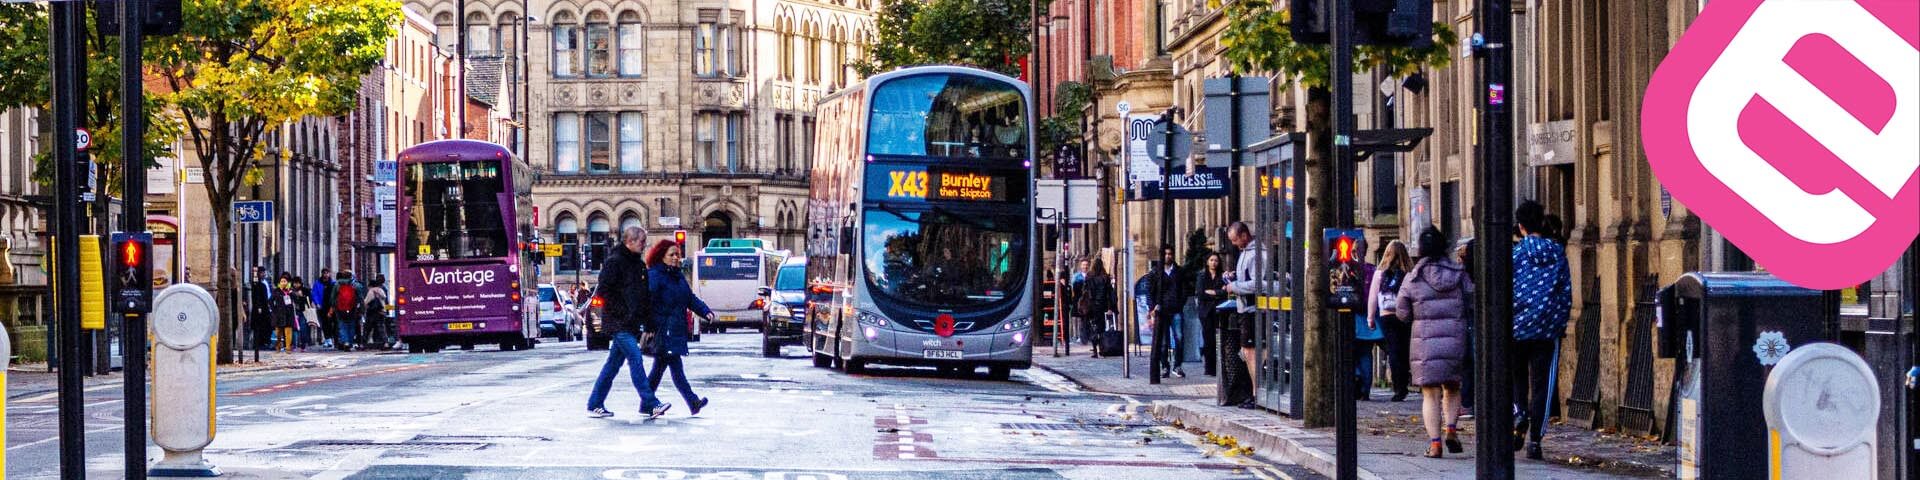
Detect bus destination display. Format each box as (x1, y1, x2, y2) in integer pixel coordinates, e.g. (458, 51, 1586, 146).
(876, 165, 1010, 203)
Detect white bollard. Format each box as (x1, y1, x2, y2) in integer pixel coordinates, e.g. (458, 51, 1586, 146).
(147, 284, 222, 477)
(1762, 342, 1879, 480)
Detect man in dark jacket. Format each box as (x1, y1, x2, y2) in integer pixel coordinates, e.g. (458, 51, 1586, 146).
(1148, 246, 1189, 379)
(586, 226, 670, 418)
(248, 267, 274, 350)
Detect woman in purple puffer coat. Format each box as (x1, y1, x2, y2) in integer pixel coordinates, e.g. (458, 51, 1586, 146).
(1396, 227, 1475, 459)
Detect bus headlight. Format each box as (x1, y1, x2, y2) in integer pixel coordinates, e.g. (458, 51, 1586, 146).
(1001, 316, 1032, 332)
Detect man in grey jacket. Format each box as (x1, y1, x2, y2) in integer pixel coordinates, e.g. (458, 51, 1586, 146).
(1222, 222, 1273, 407)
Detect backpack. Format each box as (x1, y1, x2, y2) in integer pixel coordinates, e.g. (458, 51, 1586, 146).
(335, 282, 358, 313)
(1378, 269, 1405, 313)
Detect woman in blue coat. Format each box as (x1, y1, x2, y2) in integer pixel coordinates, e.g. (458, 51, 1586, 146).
(645, 240, 716, 416)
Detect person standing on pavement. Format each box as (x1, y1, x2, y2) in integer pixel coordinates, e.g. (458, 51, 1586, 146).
(586, 226, 671, 419)
(312, 269, 333, 349)
(1222, 222, 1272, 408)
(1078, 258, 1116, 358)
(1452, 239, 1477, 417)
(332, 271, 362, 351)
(1510, 201, 1572, 460)
(1352, 253, 1383, 401)
(249, 267, 275, 351)
(1398, 227, 1474, 458)
(1147, 246, 1188, 378)
(275, 272, 298, 352)
(1366, 241, 1415, 402)
(291, 276, 311, 351)
(1070, 259, 1091, 345)
(363, 275, 392, 350)
(645, 240, 715, 416)
(1193, 253, 1229, 376)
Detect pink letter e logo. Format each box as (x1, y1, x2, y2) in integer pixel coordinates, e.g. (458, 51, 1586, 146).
(1643, 0, 1919, 290)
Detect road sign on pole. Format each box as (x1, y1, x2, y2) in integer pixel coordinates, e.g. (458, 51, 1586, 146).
(76, 128, 91, 151)
(233, 201, 275, 223)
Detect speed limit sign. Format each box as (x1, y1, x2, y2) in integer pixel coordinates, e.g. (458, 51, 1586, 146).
(75, 128, 91, 151)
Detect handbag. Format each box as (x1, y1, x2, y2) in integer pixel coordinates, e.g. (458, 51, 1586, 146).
(639, 332, 661, 356)
(304, 309, 321, 329)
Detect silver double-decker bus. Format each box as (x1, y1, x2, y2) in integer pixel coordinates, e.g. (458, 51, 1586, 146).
(804, 66, 1036, 380)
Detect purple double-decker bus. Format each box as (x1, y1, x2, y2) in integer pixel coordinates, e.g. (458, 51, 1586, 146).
(395, 140, 540, 353)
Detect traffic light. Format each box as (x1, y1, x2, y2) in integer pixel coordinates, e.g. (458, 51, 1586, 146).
(96, 0, 185, 37)
(110, 231, 155, 314)
(1290, 0, 1434, 48)
(1331, 234, 1358, 264)
(1322, 229, 1365, 312)
(674, 230, 688, 247)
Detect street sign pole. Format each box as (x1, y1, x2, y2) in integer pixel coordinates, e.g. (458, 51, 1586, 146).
(50, 2, 88, 478)
(1330, 0, 1358, 478)
(1474, 0, 1518, 476)
(1153, 109, 1177, 386)
(121, 1, 152, 477)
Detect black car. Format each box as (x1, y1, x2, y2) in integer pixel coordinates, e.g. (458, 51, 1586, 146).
(759, 258, 808, 357)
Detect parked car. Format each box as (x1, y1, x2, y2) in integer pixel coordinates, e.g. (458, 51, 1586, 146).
(537, 284, 579, 341)
(759, 257, 808, 357)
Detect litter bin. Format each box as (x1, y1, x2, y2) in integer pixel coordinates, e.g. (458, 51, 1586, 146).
(1659, 272, 1840, 480)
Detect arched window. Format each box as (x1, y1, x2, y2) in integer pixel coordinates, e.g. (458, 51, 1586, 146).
(555, 215, 580, 272)
(466, 12, 493, 55)
(778, 20, 793, 81)
(805, 24, 820, 84)
(498, 13, 520, 57)
(586, 215, 612, 271)
(584, 11, 614, 77)
(434, 12, 457, 53)
(619, 215, 645, 234)
(551, 11, 579, 77)
(617, 11, 645, 76)
(831, 26, 848, 87)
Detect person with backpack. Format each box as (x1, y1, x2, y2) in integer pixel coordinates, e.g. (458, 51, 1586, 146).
(362, 275, 392, 350)
(312, 269, 334, 349)
(1368, 240, 1415, 402)
(332, 271, 362, 351)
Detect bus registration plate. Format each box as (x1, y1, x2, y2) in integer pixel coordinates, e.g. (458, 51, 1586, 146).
(923, 349, 963, 360)
(447, 322, 474, 331)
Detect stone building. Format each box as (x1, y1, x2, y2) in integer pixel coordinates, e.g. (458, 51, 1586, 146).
(408, 0, 875, 289)
(0, 106, 49, 360)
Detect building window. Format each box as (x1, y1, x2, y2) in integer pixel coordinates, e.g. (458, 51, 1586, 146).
(806, 34, 820, 84)
(585, 112, 613, 173)
(779, 32, 794, 80)
(618, 12, 645, 76)
(693, 112, 744, 172)
(775, 114, 792, 173)
(498, 14, 519, 56)
(466, 12, 493, 55)
(585, 12, 614, 78)
(695, 21, 717, 77)
(556, 216, 580, 272)
(618, 112, 645, 173)
(723, 19, 742, 77)
(586, 216, 612, 271)
(832, 40, 847, 87)
(1154, 0, 1168, 54)
(553, 113, 581, 172)
(801, 116, 815, 169)
(552, 13, 578, 77)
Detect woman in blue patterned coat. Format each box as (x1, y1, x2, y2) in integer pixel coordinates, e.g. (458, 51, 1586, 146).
(645, 240, 716, 416)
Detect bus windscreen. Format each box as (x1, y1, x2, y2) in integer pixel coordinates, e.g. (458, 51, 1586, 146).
(698, 255, 761, 281)
(867, 74, 1028, 160)
(405, 161, 508, 260)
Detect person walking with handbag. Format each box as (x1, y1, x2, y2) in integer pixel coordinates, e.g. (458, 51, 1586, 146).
(1397, 227, 1475, 458)
(585, 227, 671, 419)
(363, 275, 392, 350)
(1367, 241, 1415, 402)
(644, 240, 715, 416)
(1079, 259, 1117, 358)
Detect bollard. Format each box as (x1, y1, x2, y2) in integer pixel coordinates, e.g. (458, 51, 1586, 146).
(147, 284, 222, 477)
(1763, 342, 1880, 480)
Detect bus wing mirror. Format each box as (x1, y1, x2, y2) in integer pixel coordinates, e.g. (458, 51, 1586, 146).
(839, 226, 855, 255)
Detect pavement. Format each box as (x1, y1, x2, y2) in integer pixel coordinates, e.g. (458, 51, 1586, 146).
(1035, 347, 1675, 479)
(7, 349, 369, 401)
(7, 333, 1326, 480)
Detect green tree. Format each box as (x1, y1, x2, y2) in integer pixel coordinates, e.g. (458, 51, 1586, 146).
(147, 0, 398, 364)
(0, 4, 183, 198)
(1216, 0, 1454, 428)
(855, 0, 1033, 77)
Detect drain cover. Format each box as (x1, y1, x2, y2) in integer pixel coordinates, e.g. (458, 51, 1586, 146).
(295, 440, 490, 451)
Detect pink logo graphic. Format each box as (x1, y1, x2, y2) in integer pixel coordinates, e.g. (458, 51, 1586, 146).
(1643, 0, 1918, 290)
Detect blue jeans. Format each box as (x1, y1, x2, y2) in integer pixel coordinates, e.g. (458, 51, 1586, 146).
(336, 311, 358, 349)
(647, 352, 700, 406)
(588, 332, 664, 412)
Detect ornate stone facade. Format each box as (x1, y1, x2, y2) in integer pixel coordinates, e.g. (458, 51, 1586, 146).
(408, 0, 873, 288)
